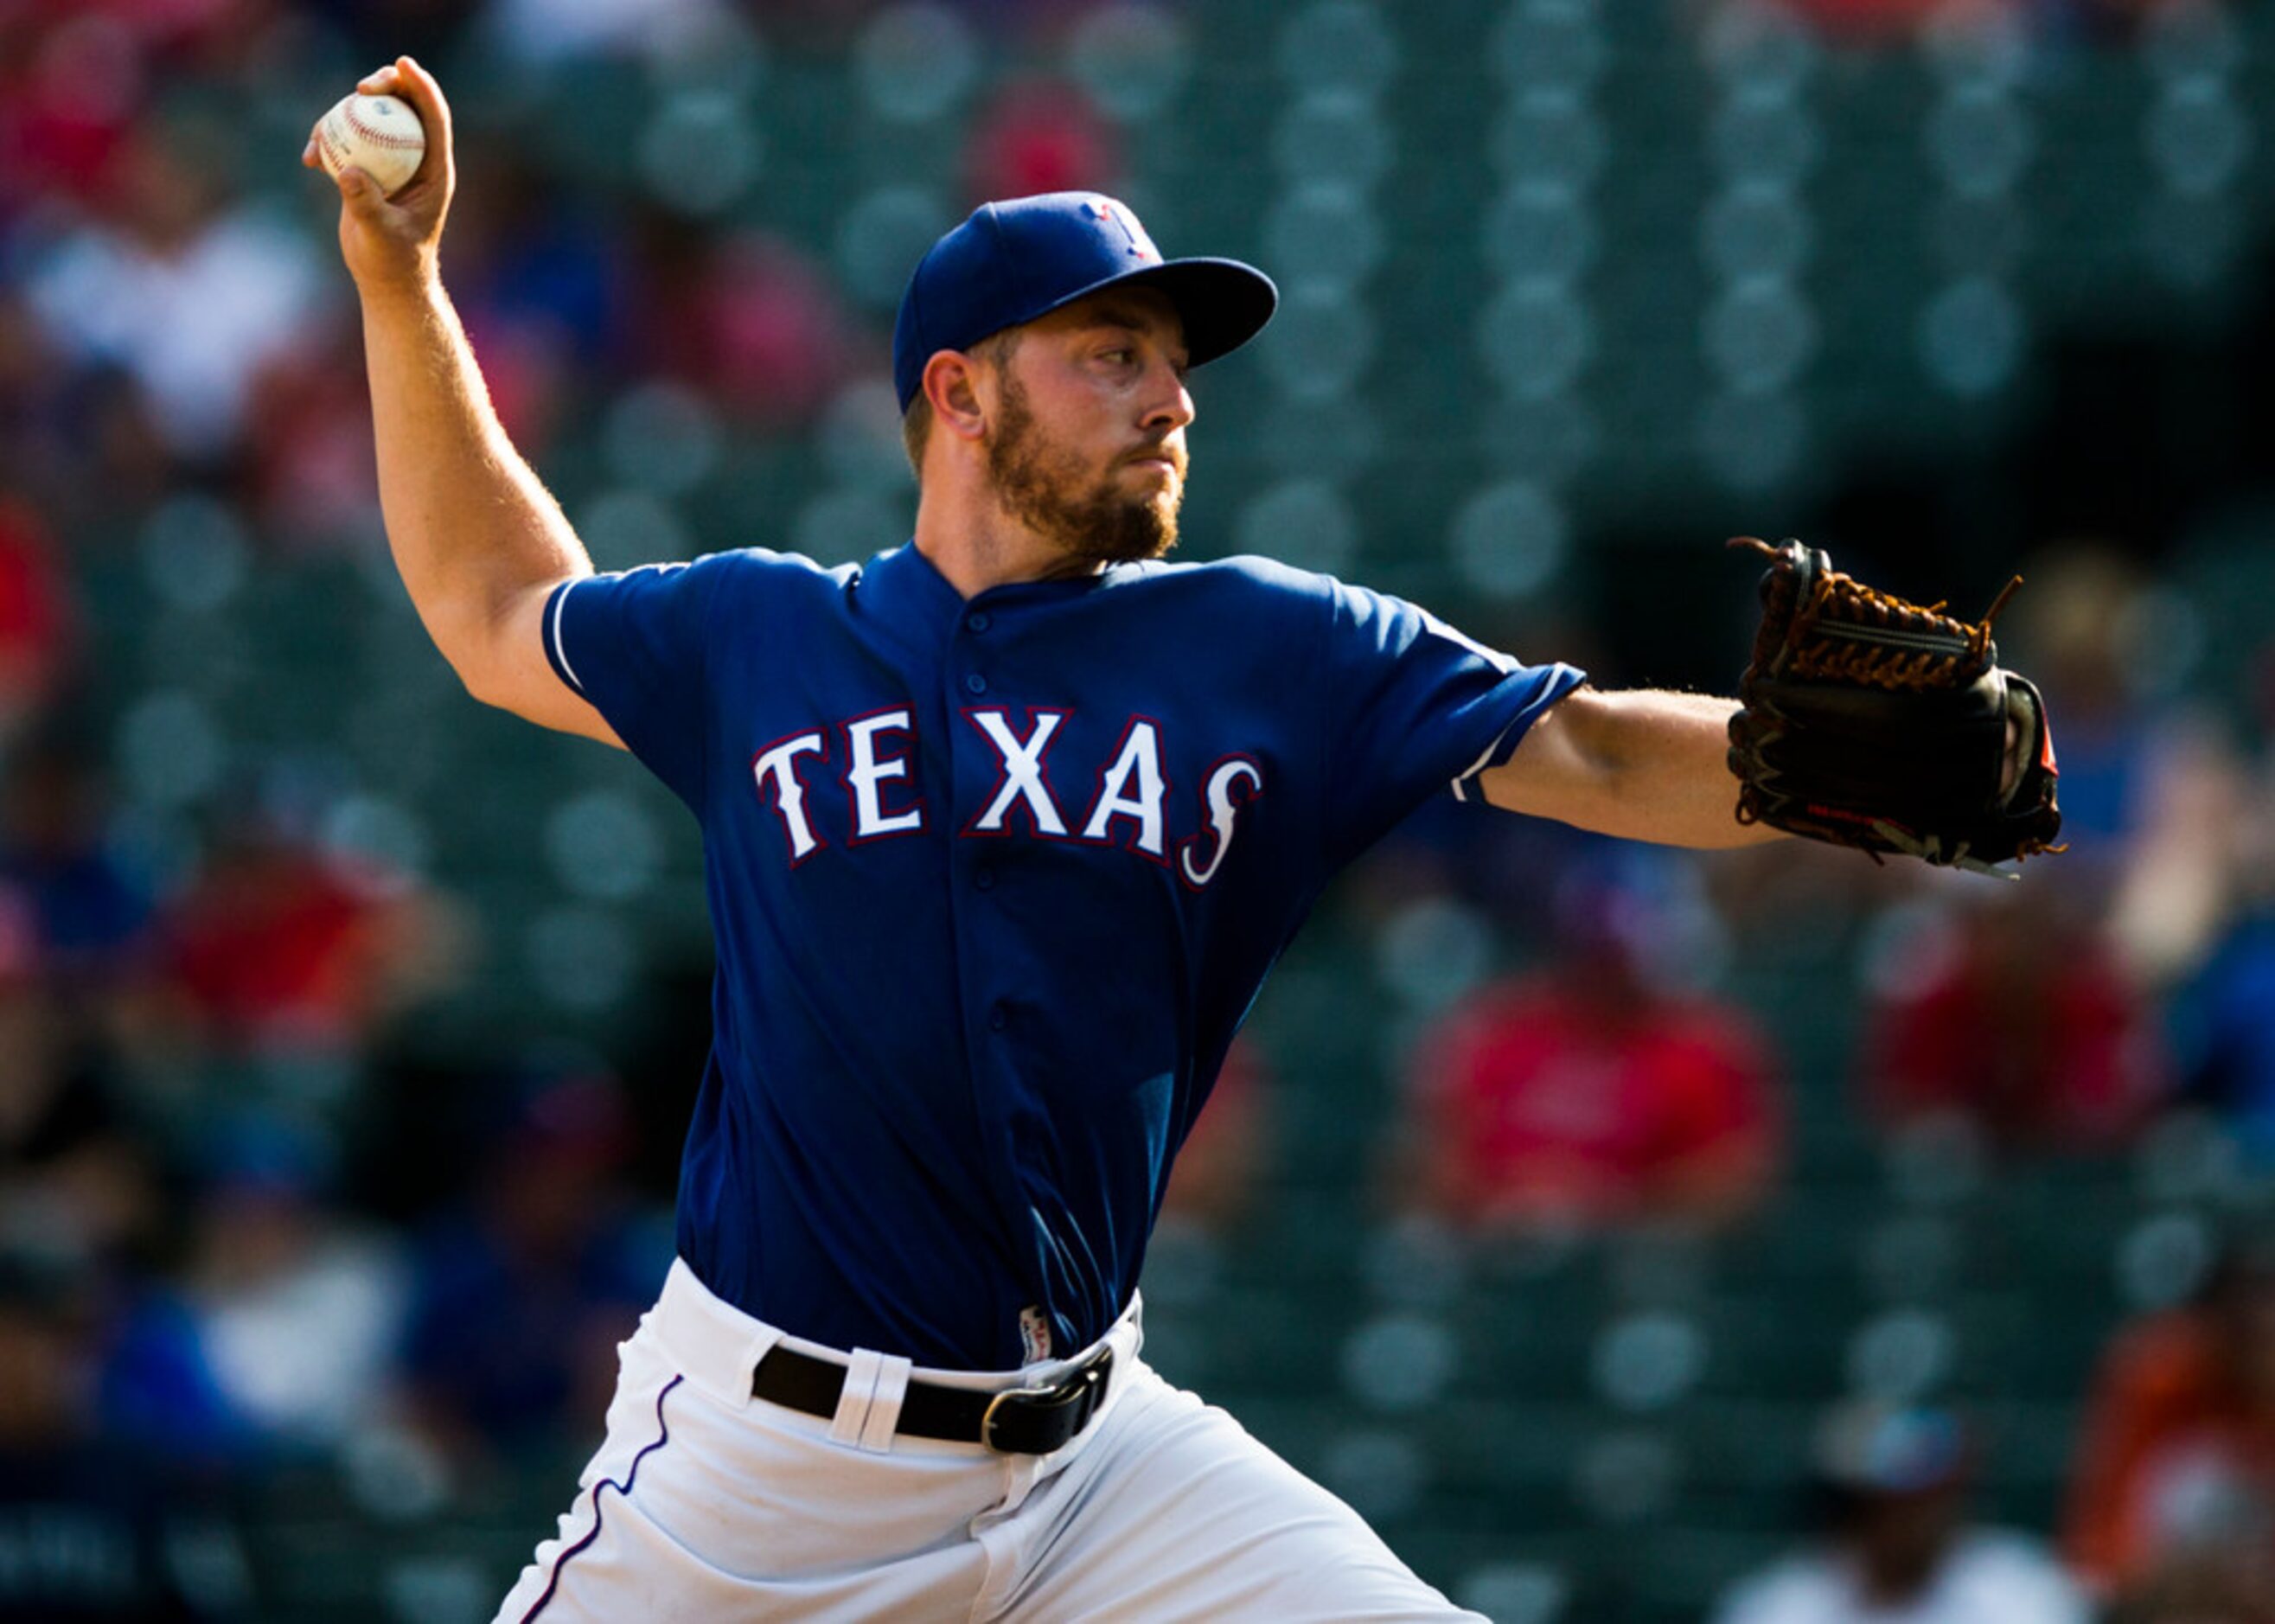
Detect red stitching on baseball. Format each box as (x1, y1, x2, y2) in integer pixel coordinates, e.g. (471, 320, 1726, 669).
(340, 100, 423, 150)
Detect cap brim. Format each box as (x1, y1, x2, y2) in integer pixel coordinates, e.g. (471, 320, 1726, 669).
(1034, 257, 1279, 371)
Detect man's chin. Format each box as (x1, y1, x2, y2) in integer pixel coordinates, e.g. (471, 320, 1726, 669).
(1062, 495, 1179, 566)
(1077, 528, 1177, 567)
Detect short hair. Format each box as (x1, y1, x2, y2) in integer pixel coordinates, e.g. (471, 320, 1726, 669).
(900, 395, 933, 482)
(900, 329, 1019, 483)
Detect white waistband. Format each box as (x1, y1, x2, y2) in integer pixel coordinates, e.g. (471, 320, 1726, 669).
(649, 1258, 1143, 1428)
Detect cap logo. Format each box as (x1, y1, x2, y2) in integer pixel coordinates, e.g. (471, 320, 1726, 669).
(1083, 197, 1160, 263)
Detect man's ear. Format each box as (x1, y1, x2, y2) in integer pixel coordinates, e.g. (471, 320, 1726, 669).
(924, 351, 989, 444)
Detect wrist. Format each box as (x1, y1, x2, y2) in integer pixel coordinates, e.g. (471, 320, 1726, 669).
(355, 261, 446, 318)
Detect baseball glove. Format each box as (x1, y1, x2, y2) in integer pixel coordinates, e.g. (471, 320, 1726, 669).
(1727, 536, 2063, 874)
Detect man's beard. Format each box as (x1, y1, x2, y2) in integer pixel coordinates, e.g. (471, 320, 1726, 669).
(985, 374, 1185, 567)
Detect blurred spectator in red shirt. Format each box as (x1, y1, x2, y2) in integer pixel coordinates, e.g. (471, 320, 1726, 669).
(632, 213, 851, 435)
(0, 11, 147, 214)
(1395, 878, 1781, 1236)
(0, 497, 78, 745)
(2065, 1234, 2275, 1611)
(153, 814, 449, 1058)
(964, 81, 1120, 203)
(1862, 886, 2168, 1153)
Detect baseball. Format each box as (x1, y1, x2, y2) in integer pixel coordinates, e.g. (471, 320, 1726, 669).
(316, 92, 425, 197)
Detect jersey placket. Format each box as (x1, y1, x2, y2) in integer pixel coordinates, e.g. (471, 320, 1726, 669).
(942, 591, 1064, 1361)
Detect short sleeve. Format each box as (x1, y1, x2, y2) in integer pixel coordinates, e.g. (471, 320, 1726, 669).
(544, 559, 724, 807)
(1319, 579, 1584, 866)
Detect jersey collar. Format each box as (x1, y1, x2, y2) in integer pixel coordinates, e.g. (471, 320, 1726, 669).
(857, 540, 1134, 634)
(856, 540, 965, 636)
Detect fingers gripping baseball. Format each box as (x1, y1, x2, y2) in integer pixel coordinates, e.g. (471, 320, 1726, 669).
(303, 57, 455, 297)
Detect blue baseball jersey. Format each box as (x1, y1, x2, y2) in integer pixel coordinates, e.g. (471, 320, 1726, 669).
(543, 541, 1583, 1370)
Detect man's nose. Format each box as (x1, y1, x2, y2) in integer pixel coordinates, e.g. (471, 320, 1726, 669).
(1142, 361, 1196, 432)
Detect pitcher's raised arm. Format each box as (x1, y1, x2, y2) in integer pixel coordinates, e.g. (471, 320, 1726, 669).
(304, 57, 620, 745)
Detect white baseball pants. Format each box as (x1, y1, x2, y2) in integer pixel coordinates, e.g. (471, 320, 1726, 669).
(491, 1259, 1483, 1622)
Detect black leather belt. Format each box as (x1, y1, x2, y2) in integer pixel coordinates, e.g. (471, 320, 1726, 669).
(751, 1341, 1115, 1455)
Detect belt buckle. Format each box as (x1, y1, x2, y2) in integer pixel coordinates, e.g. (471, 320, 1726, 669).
(980, 1345, 1114, 1455)
(979, 1384, 1048, 1454)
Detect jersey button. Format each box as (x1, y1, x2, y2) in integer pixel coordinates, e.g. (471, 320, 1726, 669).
(966, 611, 991, 633)
(987, 1005, 1008, 1032)
(965, 673, 987, 694)
(975, 866, 996, 891)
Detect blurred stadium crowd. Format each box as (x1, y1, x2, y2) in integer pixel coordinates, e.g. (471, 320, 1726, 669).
(1, 0, 2274, 1619)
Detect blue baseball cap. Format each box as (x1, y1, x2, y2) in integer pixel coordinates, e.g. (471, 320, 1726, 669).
(892, 192, 1278, 412)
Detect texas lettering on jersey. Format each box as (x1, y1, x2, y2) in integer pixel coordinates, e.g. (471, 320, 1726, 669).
(750, 707, 1264, 891)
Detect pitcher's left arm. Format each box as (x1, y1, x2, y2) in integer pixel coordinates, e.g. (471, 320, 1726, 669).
(1478, 686, 1782, 849)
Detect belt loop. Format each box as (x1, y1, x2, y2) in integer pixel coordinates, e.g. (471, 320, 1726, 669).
(734, 1327, 783, 1412)
(829, 1349, 885, 1445)
(1122, 1288, 1145, 1361)
(857, 1355, 912, 1454)
(655, 1259, 777, 1411)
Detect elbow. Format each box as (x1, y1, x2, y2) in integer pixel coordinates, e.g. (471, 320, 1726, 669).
(455, 654, 522, 714)
(455, 661, 500, 710)
(438, 587, 542, 712)
(445, 636, 512, 711)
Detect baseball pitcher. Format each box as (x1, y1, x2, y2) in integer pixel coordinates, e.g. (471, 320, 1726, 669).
(309, 58, 2057, 1624)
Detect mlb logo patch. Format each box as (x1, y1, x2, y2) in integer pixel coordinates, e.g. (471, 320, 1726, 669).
(1084, 198, 1160, 263)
